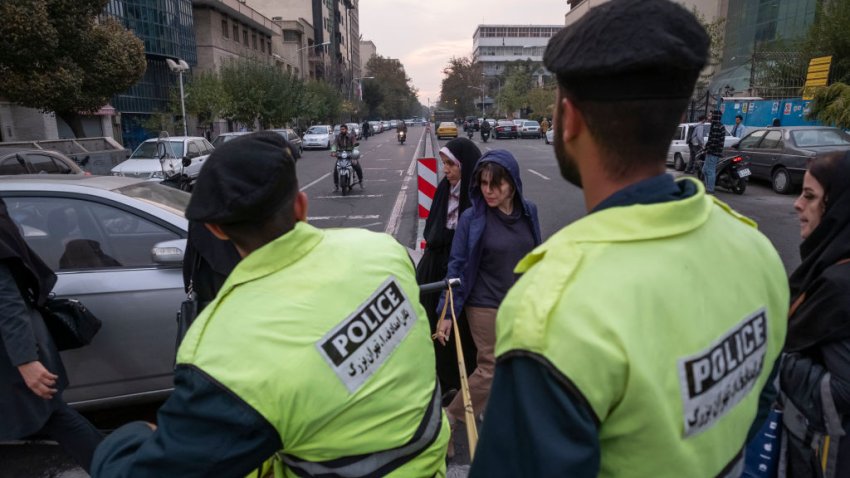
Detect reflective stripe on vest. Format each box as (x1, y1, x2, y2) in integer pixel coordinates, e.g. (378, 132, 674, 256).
(281, 381, 442, 478)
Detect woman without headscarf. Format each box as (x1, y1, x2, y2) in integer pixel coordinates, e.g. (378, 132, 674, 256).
(776, 152, 850, 477)
(415, 138, 481, 397)
(0, 198, 102, 471)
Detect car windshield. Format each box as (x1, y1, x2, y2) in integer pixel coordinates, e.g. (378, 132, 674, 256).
(130, 141, 184, 159)
(114, 182, 190, 218)
(791, 129, 850, 147)
(498, 121, 514, 126)
(524, 121, 539, 126)
(307, 126, 328, 135)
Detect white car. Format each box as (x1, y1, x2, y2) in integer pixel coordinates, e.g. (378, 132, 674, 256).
(545, 129, 555, 145)
(303, 125, 333, 150)
(667, 123, 740, 171)
(520, 121, 541, 139)
(111, 136, 213, 181)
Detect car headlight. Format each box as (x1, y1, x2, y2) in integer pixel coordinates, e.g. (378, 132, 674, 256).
(150, 171, 165, 179)
(111, 171, 122, 176)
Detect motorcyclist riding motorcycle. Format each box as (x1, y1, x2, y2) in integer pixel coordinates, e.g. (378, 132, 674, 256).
(480, 119, 491, 142)
(362, 120, 370, 140)
(397, 121, 408, 144)
(332, 124, 363, 191)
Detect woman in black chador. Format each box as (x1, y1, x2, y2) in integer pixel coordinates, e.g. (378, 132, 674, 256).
(416, 138, 481, 397)
(0, 198, 102, 471)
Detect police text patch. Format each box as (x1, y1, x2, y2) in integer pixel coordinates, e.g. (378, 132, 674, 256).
(317, 277, 417, 393)
(677, 308, 768, 437)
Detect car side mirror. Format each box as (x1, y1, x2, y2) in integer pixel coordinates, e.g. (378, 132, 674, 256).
(182, 157, 192, 168)
(151, 239, 187, 265)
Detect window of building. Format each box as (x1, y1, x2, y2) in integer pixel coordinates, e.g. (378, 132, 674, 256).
(283, 31, 299, 42)
(267, 40, 272, 54)
(243, 29, 249, 45)
(233, 24, 239, 41)
(252, 32, 257, 49)
(222, 18, 229, 38)
(261, 39, 265, 53)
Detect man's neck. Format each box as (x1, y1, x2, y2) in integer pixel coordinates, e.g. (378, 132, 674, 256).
(582, 164, 666, 212)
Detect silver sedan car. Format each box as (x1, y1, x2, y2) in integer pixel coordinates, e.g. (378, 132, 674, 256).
(0, 175, 188, 410)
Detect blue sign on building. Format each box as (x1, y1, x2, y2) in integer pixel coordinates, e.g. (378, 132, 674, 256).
(721, 98, 819, 129)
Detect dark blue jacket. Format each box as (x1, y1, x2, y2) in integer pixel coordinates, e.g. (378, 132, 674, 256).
(437, 149, 541, 318)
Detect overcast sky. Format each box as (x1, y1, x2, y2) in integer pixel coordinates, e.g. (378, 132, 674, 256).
(359, 0, 567, 108)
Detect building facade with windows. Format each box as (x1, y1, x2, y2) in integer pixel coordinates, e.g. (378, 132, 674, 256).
(565, 0, 723, 25)
(473, 25, 562, 80)
(192, 0, 280, 75)
(104, 0, 198, 149)
(360, 40, 377, 74)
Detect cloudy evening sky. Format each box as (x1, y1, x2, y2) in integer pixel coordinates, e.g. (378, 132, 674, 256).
(360, 0, 567, 108)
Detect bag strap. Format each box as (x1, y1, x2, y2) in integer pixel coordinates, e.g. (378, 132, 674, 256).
(789, 258, 850, 317)
(186, 250, 202, 298)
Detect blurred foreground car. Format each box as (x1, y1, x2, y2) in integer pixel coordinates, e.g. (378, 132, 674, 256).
(727, 126, 850, 194)
(437, 122, 458, 139)
(0, 150, 86, 175)
(0, 175, 189, 409)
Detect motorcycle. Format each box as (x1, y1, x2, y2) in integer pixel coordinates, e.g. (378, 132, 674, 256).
(481, 128, 490, 143)
(334, 148, 360, 196)
(695, 150, 749, 195)
(398, 130, 406, 144)
(467, 128, 474, 140)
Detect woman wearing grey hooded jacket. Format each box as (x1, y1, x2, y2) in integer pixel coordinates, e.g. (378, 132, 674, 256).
(436, 149, 541, 451)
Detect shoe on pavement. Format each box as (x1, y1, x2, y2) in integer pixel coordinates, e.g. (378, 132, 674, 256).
(333, 186, 339, 192)
(360, 180, 364, 189)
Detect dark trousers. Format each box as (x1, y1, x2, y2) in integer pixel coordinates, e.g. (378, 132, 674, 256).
(38, 401, 103, 472)
(686, 145, 700, 173)
(333, 161, 363, 186)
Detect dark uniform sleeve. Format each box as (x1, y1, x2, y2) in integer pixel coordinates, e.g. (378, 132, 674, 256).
(0, 262, 39, 366)
(92, 365, 282, 478)
(470, 356, 600, 478)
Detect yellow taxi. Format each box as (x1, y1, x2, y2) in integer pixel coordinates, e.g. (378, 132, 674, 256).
(436, 122, 458, 139)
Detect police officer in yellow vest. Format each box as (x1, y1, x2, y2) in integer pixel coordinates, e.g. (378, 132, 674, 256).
(91, 132, 449, 477)
(470, 1, 789, 477)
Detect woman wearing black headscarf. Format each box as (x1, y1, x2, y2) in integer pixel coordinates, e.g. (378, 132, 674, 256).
(0, 198, 102, 471)
(416, 138, 481, 396)
(777, 152, 850, 477)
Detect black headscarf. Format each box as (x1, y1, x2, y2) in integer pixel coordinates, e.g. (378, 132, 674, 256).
(0, 198, 56, 306)
(786, 152, 850, 352)
(422, 138, 481, 250)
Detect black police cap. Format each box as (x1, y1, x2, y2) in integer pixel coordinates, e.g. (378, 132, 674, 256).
(544, 0, 710, 101)
(185, 132, 298, 225)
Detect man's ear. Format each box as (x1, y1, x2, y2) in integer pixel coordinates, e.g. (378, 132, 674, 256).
(559, 93, 585, 145)
(294, 191, 308, 222)
(204, 223, 230, 241)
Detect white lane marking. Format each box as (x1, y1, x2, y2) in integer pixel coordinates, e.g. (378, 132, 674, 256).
(386, 129, 425, 235)
(376, 144, 383, 148)
(308, 215, 381, 220)
(315, 194, 385, 199)
(365, 179, 388, 182)
(364, 167, 391, 170)
(376, 158, 396, 161)
(360, 222, 383, 228)
(527, 169, 551, 180)
(300, 172, 331, 191)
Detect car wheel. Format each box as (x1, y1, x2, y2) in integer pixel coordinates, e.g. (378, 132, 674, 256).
(772, 167, 792, 194)
(674, 153, 685, 171)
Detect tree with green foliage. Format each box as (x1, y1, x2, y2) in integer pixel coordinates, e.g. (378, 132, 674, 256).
(808, 82, 850, 129)
(437, 56, 481, 118)
(184, 71, 230, 132)
(526, 86, 556, 121)
(301, 80, 342, 124)
(498, 62, 534, 116)
(362, 80, 385, 119)
(217, 59, 303, 129)
(0, 0, 146, 137)
(366, 56, 420, 119)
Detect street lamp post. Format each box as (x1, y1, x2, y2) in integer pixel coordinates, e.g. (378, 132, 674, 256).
(165, 58, 190, 137)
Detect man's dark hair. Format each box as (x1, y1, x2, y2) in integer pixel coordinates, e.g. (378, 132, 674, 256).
(735, 114, 743, 120)
(564, 88, 689, 179)
(698, 114, 707, 121)
(219, 185, 299, 253)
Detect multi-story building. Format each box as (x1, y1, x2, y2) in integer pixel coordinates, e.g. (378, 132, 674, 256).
(565, 0, 723, 25)
(192, 0, 280, 75)
(104, 0, 198, 148)
(473, 24, 563, 81)
(275, 18, 318, 79)
(360, 40, 377, 74)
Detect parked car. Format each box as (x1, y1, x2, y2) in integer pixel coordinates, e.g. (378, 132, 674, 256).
(666, 123, 739, 171)
(436, 122, 458, 139)
(0, 150, 86, 176)
(268, 128, 303, 155)
(0, 175, 190, 409)
(519, 120, 542, 139)
(382, 120, 392, 131)
(111, 136, 213, 181)
(404, 119, 415, 126)
(464, 116, 480, 131)
(494, 120, 519, 139)
(346, 123, 362, 139)
(303, 125, 333, 150)
(545, 128, 555, 145)
(369, 121, 383, 134)
(211, 132, 250, 148)
(727, 126, 850, 194)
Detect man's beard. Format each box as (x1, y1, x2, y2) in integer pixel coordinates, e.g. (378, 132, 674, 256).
(553, 107, 583, 188)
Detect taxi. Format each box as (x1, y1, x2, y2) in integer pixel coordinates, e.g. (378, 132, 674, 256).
(436, 122, 458, 139)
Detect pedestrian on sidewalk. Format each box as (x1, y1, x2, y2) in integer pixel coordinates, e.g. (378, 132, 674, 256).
(416, 138, 482, 398)
(436, 149, 541, 457)
(471, 1, 788, 476)
(761, 153, 850, 476)
(91, 132, 448, 478)
(0, 198, 103, 472)
(702, 109, 726, 194)
(685, 114, 706, 174)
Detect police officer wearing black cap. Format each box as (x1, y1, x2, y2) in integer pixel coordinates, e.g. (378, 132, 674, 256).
(91, 132, 449, 477)
(470, 1, 789, 476)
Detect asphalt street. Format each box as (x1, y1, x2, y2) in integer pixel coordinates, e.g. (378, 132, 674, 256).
(2, 126, 802, 478)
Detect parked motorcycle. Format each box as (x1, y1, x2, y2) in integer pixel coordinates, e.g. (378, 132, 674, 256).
(695, 150, 749, 195)
(398, 130, 406, 144)
(334, 148, 360, 196)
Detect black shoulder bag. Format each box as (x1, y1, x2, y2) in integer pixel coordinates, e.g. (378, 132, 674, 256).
(176, 253, 201, 349)
(41, 298, 103, 351)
